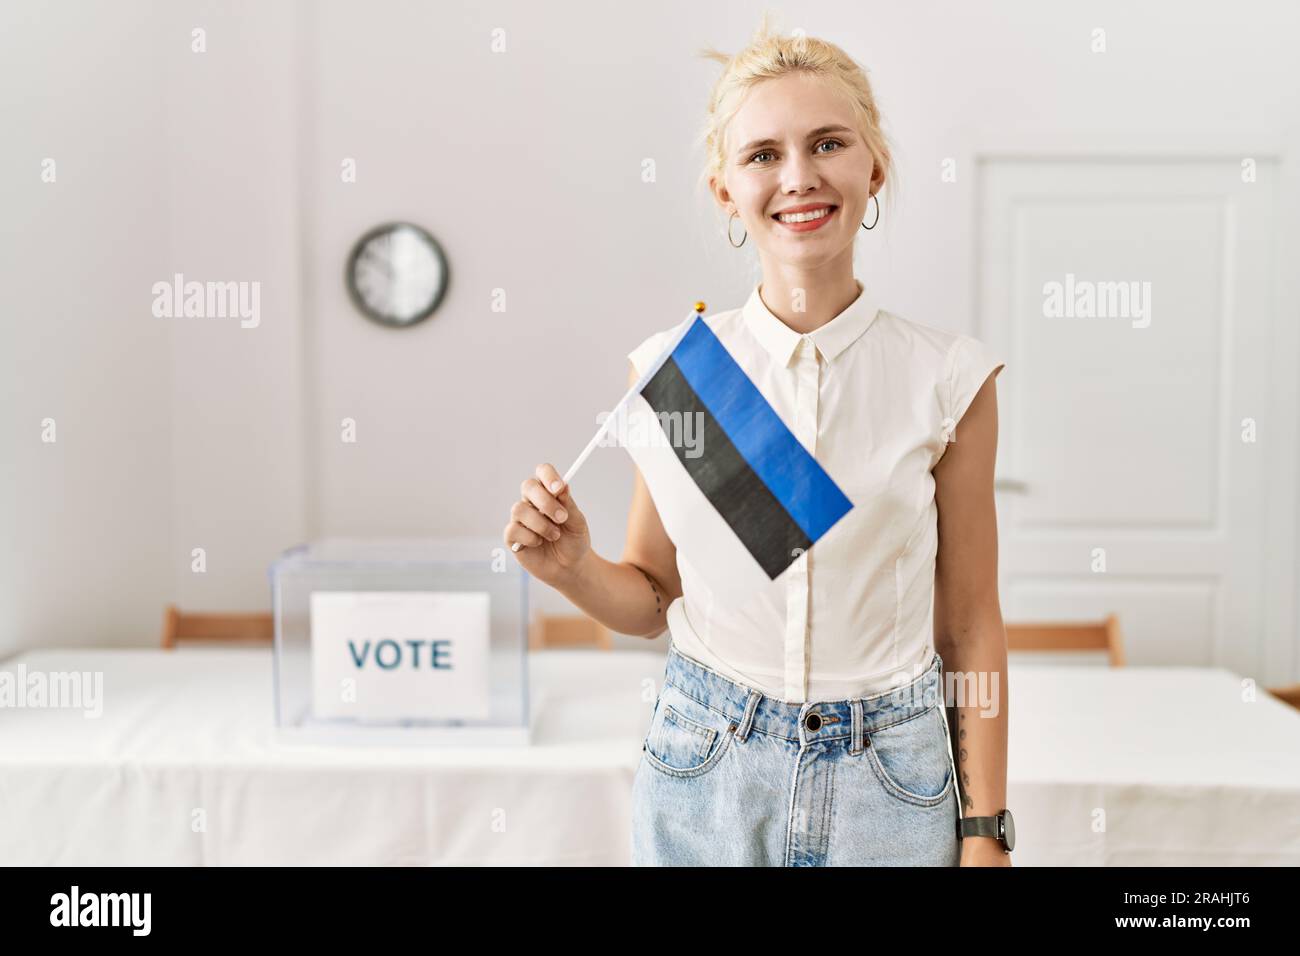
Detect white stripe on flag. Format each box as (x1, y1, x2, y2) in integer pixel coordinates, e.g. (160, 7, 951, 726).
(618, 391, 776, 604)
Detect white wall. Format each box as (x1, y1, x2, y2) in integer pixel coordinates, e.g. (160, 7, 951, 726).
(1, 0, 303, 652)
(4, 0, 1299, 661)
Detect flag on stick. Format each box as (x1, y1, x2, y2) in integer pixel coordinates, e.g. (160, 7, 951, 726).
(565, 303, 854, 601)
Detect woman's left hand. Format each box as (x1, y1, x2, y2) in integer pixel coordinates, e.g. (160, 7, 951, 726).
(960, 839, 1012, 866)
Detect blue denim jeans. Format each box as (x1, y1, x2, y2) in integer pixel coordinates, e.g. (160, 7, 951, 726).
(631, 640, 961, 866)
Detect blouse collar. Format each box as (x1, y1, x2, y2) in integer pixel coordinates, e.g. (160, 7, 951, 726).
(742, 280, 880, 367)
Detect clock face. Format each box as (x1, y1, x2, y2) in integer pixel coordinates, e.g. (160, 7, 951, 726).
(346, 222, 448, 327)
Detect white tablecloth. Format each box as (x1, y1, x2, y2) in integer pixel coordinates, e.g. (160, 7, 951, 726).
(2, 649, 1298, 865)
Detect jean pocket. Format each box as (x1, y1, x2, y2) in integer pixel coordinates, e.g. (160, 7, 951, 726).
(865, 705, 953, 807)
(642, 683, 737, 778)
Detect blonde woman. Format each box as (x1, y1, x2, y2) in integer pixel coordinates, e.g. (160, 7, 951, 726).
(504, 17, 1011, 866)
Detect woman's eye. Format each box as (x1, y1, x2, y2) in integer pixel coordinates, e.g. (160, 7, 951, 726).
(750, 139, 845, 164)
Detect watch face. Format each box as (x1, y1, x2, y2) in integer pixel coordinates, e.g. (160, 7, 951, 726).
(1000, 810, 1015, 851)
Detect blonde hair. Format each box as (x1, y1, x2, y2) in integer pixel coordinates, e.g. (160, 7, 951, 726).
(695, 11, 896, 225)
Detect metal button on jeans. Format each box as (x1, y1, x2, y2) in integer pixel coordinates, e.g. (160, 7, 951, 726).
(804, 712, 822, 732)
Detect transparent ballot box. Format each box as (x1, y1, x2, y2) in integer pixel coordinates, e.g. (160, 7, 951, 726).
(269, 538, 530, 745)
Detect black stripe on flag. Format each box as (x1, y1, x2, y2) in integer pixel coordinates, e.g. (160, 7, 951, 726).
(641, 356, 812, 579)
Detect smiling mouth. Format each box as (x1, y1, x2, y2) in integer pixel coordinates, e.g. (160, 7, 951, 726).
(771, 205, 838, 227)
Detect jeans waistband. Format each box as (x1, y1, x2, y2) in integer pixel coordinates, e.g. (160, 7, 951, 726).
(663, 639, 945, 745)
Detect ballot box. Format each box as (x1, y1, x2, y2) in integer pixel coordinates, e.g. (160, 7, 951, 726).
(269, 537, 530, 745)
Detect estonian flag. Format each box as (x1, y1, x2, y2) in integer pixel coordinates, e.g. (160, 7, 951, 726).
(611, 307, 854, 601)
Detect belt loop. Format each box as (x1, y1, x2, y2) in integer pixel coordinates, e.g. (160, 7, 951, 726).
(849, 698, 863, 755)
(735, 689, 762, 741)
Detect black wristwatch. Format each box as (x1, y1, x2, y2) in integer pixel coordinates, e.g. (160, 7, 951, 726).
(957, 809, 1014, 852)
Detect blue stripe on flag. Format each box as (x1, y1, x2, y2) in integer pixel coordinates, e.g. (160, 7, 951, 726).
(669, 318, 852, 541)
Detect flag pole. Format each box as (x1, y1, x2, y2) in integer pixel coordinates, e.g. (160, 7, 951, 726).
(560, 302, 706, 486)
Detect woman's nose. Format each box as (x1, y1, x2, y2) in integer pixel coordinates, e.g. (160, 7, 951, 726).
(779, 153, 820, 193)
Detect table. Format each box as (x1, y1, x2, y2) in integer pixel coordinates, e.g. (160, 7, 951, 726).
(0, 647, 657, 865)
(2, 648, 1298, 865)
(1006, 661, 1300, 864)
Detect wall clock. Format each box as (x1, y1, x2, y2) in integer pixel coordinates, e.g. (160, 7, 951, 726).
(345, 221, 448, 328)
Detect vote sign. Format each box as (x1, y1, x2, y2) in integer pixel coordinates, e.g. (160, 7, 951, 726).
(309, 591, 491, 721)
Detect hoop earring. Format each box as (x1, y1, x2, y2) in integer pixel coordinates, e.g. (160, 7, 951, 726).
(861, 193, 880, 230)
(727, 211, 747, 248)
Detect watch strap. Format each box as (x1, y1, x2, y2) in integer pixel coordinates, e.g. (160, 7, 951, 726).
(958, 815, 1000, 840)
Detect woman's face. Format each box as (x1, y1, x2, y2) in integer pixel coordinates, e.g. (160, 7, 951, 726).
(713, 72, 879, 267)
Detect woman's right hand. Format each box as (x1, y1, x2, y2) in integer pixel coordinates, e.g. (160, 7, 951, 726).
(503, 462, 592, 588)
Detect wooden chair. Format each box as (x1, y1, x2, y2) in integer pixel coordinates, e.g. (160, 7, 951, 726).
(529, 613, 612, 650)
(1266, 684, 1300, 712)
(161, 604, 273, 649)
(1005, 613, 1126, 666)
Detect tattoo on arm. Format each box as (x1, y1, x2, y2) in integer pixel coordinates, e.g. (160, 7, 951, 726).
(957, 712, 974, 811)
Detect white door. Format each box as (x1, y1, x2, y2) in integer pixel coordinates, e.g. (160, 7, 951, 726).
(977, 156, 1291, 679)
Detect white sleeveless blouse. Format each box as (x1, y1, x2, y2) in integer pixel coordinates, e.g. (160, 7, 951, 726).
(627, 281, 1005, 703)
